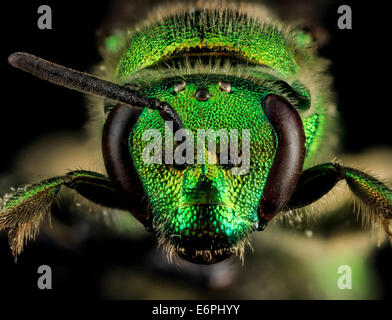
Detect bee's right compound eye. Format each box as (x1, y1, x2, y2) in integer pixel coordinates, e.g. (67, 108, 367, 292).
(102, 104, 153, 229)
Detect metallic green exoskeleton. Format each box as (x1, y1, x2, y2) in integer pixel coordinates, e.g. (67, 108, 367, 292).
(1, 1, 391, 264)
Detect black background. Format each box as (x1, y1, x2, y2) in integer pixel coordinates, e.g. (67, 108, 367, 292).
(0, 0, 391, 300)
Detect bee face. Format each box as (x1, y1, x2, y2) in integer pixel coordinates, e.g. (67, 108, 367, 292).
(126, 74, 276, 263)
(100, 5, 324, 264)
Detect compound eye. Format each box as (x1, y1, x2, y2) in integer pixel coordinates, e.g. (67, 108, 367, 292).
(218, 80, 232, 93)
(173, 80, 186, 94)
(258, 94, 306, 220)
(102, 104, 152, 229)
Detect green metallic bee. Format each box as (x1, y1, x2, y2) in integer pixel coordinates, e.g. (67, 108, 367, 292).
(1, 0, 391, 264)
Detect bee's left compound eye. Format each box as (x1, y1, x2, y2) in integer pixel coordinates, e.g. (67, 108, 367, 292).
(258, 94, 306, 221)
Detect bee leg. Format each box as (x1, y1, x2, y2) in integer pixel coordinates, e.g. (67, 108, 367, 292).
(62, 170, 126, 210)
(286, 162, 392, 239)
(0, 170, 125, 261)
